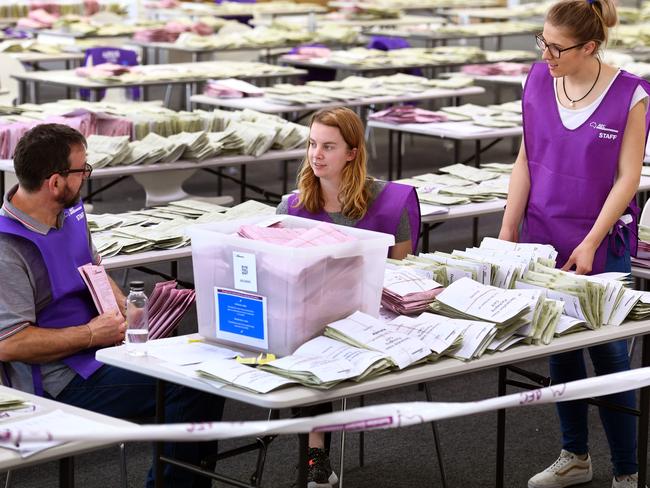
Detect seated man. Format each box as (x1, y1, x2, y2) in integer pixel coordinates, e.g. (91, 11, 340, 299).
(0, 123, 223, 487)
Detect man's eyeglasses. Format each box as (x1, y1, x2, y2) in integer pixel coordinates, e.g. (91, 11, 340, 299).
(535, 34, 588, 58)
(46, 163, 93, 180)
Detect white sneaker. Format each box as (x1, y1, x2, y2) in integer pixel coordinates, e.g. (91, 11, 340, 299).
(613, 473, 648, 488)
(528, 450, 593, 488)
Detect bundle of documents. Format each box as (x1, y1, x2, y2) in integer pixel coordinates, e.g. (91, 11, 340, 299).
(197, 357, 297, 393)
(147, 280, 196, 340)
(259, 336, 392, 388)
(89, 200, 276, 258)
(215, 73, 475, 106)
(383, 312, 466, 359)
(173, 25, 360, 50)
(2, 101, 309, 154)
(86, 134, 131, 168)
(461, 62, 530, 76)
(445, 3, 551, 20)
(368, 106, 449, 124)
(238, 221, 357, 247)
(431, 277, 532, 331)
(282, 46, 535, 69)
(440, 102, 522, 128)
(517, 263, 644, 328)
(372, 21, 539, 40)
(479, 162, 514, 174)
(74, 60, 303, 84)
(381, 267, 443, 314)
(324, 311, 436, 369)
(0, 393, 29, 412)
(77, 263, 120, 314)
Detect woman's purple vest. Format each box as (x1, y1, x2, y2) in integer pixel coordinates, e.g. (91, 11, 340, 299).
(520, 62, 650, 274)
(0, 202, 101, 395)
(287, 181, 421, 253)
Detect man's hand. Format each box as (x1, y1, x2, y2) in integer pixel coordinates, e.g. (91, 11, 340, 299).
(87, 311, 126, 347)
(561, 241, 598, 275)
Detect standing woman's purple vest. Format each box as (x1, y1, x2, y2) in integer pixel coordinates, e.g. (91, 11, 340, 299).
(520, 62, 650, 274)
(0, 201, 101, 395)
(287, 181, 421, 253)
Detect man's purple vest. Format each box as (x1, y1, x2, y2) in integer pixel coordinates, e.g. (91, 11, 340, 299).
(520, 62, 650, 274)
(0, 201, 101, 395)
(287, 181, 421, 253)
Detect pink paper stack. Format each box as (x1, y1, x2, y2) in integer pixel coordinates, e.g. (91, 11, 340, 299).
(17, 8, 59, 29)
(381, 286, 444, 315)
(0, 110, 132, 159)
(368, 105, 449, 124)
(147, 280, 196, 340)
(133, 20, 214, 42)
(238, 222, 357, 247)
(461, 62, 531, 76)
(75, 63, 135, 78)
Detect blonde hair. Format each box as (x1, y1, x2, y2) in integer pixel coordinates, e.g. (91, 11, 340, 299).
(546, 0, 617, 49)
(294, 107, 372, 220)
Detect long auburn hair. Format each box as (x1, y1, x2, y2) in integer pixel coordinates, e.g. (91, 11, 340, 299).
(293, 107, 372, 220)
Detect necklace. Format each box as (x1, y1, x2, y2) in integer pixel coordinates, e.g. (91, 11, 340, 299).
(562, 59, 602, 107)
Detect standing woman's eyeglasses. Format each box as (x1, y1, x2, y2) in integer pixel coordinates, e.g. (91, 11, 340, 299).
(535, 34, 589, 58)
(45, 163, 93, 180)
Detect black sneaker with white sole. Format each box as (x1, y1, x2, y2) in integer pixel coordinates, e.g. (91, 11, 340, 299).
(307, 447, 338, 488)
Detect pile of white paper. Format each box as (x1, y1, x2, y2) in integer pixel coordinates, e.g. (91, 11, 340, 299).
(288, 46, 535, 69)
(89, 199, 276, 258)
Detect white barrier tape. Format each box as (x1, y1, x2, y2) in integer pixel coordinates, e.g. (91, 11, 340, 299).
(2, 367, 650, 444)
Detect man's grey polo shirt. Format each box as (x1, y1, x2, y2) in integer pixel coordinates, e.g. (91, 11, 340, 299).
(0, 186, 99, 397)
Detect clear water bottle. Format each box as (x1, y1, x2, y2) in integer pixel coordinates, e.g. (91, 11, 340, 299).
(125, 281, 148, 356)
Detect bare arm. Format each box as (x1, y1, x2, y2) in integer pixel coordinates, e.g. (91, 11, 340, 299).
(390, 240, 412, 260)
(498, 139, 530, 242)
(562, 101, 646, 274)
(0, 311, 126, 363)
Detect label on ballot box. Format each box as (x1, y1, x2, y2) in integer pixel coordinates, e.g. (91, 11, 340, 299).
(214, 287, 268, 350)
(233, 251, 258, 292)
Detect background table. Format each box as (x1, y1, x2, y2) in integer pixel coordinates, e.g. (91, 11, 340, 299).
(279, 54, 535, 79)
(0, 148, 305, 206)
(11, 64, 307, 108)
(190, 85, 485, 120)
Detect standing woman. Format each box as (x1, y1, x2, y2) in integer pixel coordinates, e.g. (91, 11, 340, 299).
(276, 106, 421, 488)
(499, 1, 650, 487)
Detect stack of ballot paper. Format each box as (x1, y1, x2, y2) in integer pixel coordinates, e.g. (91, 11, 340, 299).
(259, 336, 392, 388)
(89, 200, 276, 258)
(74, 60, 302, 84)
(479, 162, 515, 174)
(147, 280, 196, 340)
(324, 311, 440, 369)
(381, 267, 443, 314)
(396, 164, 510, 205)
(1, 101, 309, 159)
(439, 101, 523, 128)
(283, 46, 535, 69)
(517, 263, 644, 328)
(78, 263, 120, 314)
(627, 292, 650, 320)
(238, 221, 357, 247)
(0, 393, 29, 412)
(226, 73, 475, 106)
(431, 277, 532, 332)
(86, 135, 131, 168)
(196, 357, 297, 393)
(174, 25, 360, 50)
